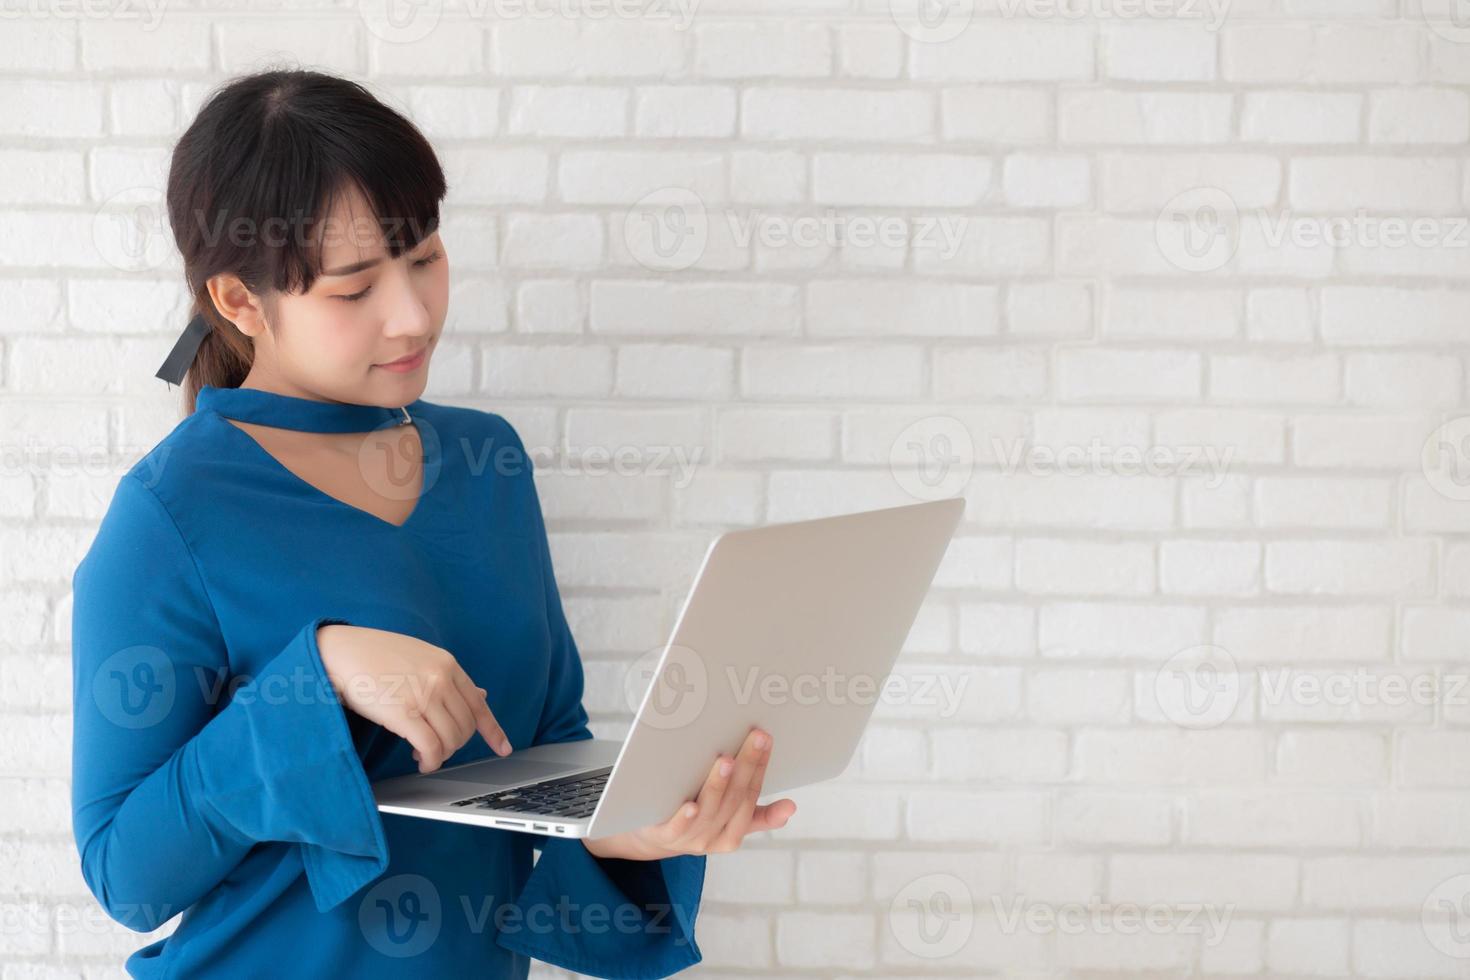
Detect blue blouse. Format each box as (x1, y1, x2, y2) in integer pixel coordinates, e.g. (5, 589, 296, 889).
(70, 383, 706, 978)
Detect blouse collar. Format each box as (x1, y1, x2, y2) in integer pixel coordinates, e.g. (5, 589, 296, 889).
(197, 384, 421, 433)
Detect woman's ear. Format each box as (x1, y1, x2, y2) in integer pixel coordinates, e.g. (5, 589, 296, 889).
(207, 274, 270, 340)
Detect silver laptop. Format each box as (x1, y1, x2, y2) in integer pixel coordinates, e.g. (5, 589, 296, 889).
(372, 496, 964, 840)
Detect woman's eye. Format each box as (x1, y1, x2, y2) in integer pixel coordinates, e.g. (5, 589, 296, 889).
(335, 251, 438, 301)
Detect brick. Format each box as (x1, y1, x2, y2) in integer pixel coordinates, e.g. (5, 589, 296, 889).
(693, 22, 831, 78)
(943, 87, 1052, 143)
(1241, 92, 1362, 144)
(508, 86, 628, 139)
(1062, 91, 1232, 144)
(742, 88, 933, 142)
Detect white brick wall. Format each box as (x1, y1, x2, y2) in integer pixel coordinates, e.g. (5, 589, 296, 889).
(4, 1, 1469, 977)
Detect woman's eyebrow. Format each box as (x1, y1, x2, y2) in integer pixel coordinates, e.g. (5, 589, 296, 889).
(321, 256, 385, 277)
(321, 238, 438, 277)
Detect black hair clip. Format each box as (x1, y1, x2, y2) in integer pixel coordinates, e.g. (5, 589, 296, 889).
(155, 314, 211, 386)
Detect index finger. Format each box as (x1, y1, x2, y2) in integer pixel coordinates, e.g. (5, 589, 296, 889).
(452, 669, 511, 756)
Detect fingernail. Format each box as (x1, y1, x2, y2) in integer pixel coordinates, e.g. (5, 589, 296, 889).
(753, 731, 768, 750)
(684, 803, 697, 818)
(499, 738, 512, 755)
(719, 759, 732, 777)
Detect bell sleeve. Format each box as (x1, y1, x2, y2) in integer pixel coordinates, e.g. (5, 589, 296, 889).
(490, 417, 706, 979)
(70, 471, 391, 931)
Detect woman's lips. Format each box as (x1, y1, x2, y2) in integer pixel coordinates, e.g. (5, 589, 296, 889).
(376, 348, 427, 373)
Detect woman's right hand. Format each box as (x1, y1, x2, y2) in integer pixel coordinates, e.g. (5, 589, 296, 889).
(316, 623, 511, 773)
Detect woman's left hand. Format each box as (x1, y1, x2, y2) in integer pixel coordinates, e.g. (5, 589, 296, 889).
(582, 727, 796, 862)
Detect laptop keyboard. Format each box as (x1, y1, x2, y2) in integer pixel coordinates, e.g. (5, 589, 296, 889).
(450, 766, 613, 819)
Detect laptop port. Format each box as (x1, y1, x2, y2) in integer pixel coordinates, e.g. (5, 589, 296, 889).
(532, 824, 548, 831)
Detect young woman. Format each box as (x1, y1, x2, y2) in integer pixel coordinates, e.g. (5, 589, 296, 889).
(70, 68, 795, 978)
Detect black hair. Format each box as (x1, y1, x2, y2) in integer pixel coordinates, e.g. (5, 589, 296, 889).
(165, 67, 447, 412)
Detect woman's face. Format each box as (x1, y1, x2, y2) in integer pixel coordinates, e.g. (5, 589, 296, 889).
(223, 181, 449, 407)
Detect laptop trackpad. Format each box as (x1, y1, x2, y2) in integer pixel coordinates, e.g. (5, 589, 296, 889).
(422, 759, 573, 787)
